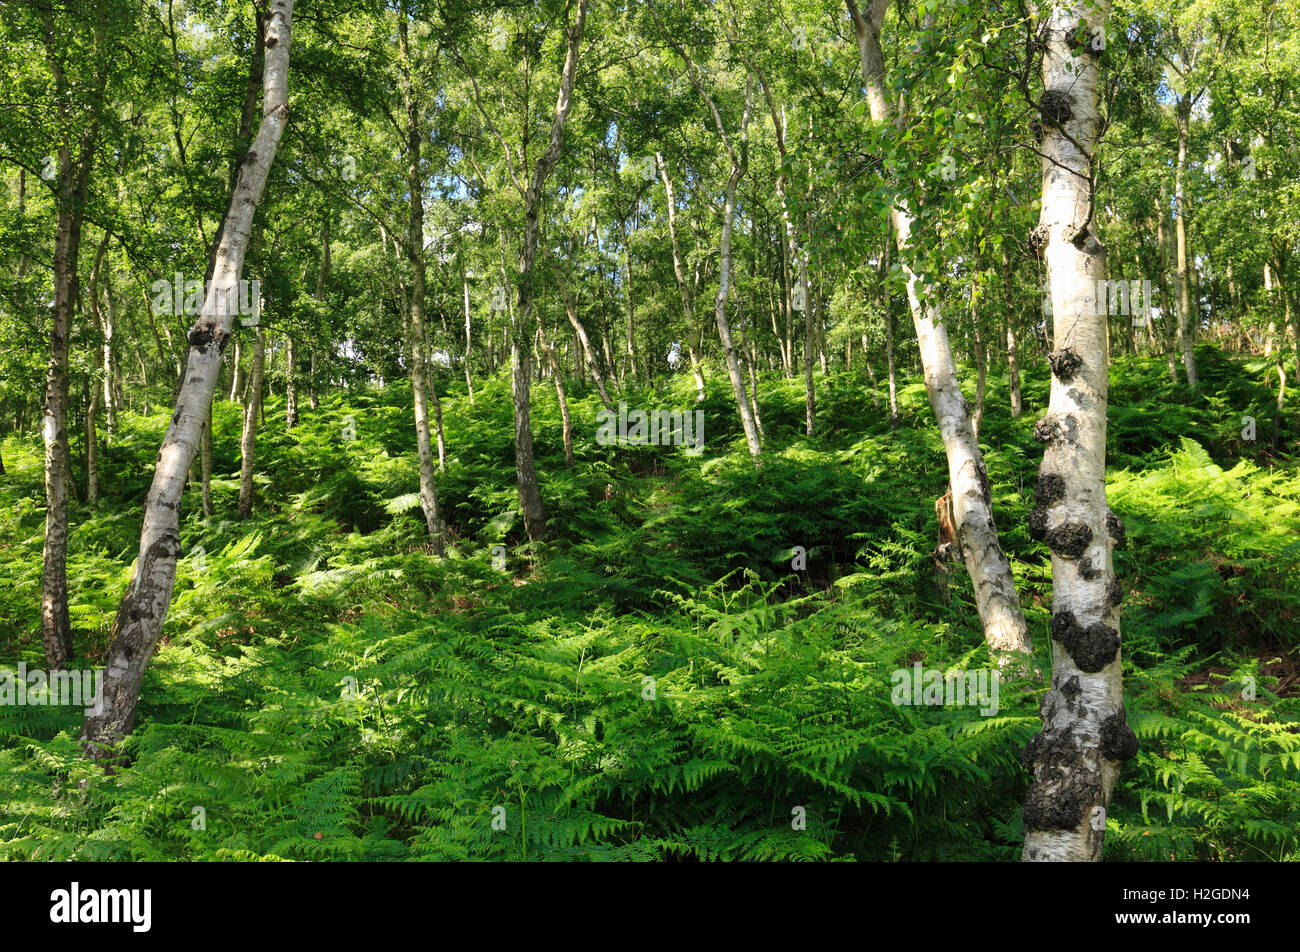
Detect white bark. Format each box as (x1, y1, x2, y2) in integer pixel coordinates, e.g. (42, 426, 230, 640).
(82, 0, 295, 757)
(686, 63, 762, 457)
(1021, 0, 1136, 863)
(847, 0, 1031, 656)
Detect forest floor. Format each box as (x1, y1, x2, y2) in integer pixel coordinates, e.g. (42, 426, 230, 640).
(1, 343, 1298, 860)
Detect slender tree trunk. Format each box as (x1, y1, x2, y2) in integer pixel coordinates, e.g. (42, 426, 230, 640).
(285, 334, 297, 428)
(41, 170, 82, 669)
(399, 17, 448, 548)
(801, 259, 816, 436)
(623, 222, 643, 382)
(755, 85, 816, 436)
(82, 0, 295, 758)
(557, 270, 613, 410)
(1174, 98, 1199, 388)
(1003, 251, 1024, 417)
(84, 382, 98, 507)
(200, 406, 213, 517)
(657, 152, 707, 402)
(690, 66, 761, 456)
(537, 325, 573, 467)
(746, 335, 766, 441)
(228, 337, 243, 403)
(237, 326, 266, 518)
(848, 0, 1032, 657)
(972, 277, 987, 440)
(463, 266, 475, 403)
(309, 216, 328, 413)
(40, 17, 105, 668)
(510, 0, 589, 541)
(883, 228, 900, 424)
(1021, 0, 1135, 863)
(1154, 196, 1179, 382)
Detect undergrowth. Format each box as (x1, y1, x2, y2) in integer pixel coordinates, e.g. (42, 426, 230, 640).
(0, 346, 1296, 860)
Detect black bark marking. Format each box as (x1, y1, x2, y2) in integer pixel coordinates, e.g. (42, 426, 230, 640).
(1022, 728, 1100, 832)
(1035, 472, 1066, 507)
(1106, 577, 1123, 608)
(1039, 89, 1074, 127)
(1029, 224, 1050, 258)
(188, 323, 228, 353)
(1045, 520, 1091, 558)
(1051, 610, 1119, 672)
(1033, 413, 1058, 443)
(1028, 506, 1050, 541)
(1048, 347, 1082, 381)
(1100, 708, 1139, 761)
(1106, 509, 1127, 547)
(1078, 555, 1099, 580)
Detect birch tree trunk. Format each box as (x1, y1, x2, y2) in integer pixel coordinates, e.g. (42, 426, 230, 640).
(971, 276, 987, 440)
(1174, 97, 1199, 388)
(310, 216, 329, 412)
(82, 0, 295, 758)
(285, 335, 297, 428)
(462, 266, 475, 403)
(84, 384, 98, 507)
(537, 324, 573, 468)
(882, 227, 900, 424)
(237, 326, 266, 518)
(510, 0, 589, 541)
(40, 13, 106, 669)
(1002, 251, 1024, 418)
(1021, 0, 1137, 862)
(686, 63, 762, 457)
(399, 16, 449, 547)
(657, 152, 707, 402)
(753, 79, 815, 436)
(847, 0, 1032, 656)
(557, 268, 614, 410)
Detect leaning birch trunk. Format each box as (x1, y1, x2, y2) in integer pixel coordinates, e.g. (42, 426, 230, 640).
(556, 269, 614, 410)
(1021, 0, 1137, 862)
(847, 0, 1032, 657)
(399, 17, 449, 547)
(82, 0, 294, 758)
(688, 65, 761, 457)
(510, 0, 589, 541)
(237, 325, 266, 518)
